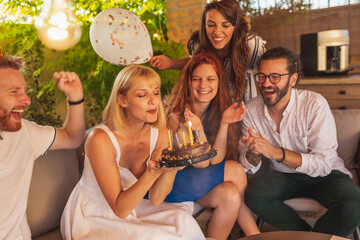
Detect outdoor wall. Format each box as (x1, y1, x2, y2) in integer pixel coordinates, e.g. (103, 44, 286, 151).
(250, 3, 360, 63)
(166, 0, 206, 50)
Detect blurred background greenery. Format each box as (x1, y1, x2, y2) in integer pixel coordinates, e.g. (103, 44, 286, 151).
(0, 0, 187, 128)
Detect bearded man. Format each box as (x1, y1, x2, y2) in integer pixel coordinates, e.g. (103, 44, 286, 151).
(0, 54, 85, 239)
(239, 47, 360, 237)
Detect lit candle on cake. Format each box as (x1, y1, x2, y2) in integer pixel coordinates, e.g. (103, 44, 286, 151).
(174, 132, 182, 149)
(182, 127, 187, 147)
(195, 128, 203, 144)
(168, 128, 173, 150)
(188, 121, 194, 146)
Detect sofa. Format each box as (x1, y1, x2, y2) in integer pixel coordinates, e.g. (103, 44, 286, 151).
(26, 109, 360, 239)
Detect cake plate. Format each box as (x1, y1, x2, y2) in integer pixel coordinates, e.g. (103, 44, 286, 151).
(158, 148, 217, 168)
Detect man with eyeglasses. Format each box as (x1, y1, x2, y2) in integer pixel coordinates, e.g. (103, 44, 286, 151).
(239, 47, 360, 237)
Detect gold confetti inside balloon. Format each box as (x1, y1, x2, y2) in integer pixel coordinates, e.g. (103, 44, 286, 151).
(90, 8, 153, 66)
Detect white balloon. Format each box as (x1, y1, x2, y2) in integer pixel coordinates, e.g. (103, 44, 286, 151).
(90, 8, 153, 66)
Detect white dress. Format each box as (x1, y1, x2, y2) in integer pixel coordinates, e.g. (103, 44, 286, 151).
(61, 124, 205, 240)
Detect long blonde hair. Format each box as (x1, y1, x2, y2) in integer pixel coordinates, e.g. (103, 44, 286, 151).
(102, 65, 166, 130)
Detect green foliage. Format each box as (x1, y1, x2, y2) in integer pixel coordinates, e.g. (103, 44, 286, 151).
(251, 0, 309, 17)
(236, 0, 256, 16)
(250, 0, 309, 30)
(1, 0, 187, 128)
(150, 39, 187, 96)
(0, 22, 63, 126)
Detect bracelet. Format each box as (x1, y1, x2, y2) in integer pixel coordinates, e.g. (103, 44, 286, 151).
(277, 147, 286, 163)
(68, 97, 84, 105)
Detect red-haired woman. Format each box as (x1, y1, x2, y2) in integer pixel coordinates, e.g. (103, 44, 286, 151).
(162, 52, 260, 239)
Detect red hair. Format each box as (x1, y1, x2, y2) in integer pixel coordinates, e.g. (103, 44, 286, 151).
(165, 52, 239, 160)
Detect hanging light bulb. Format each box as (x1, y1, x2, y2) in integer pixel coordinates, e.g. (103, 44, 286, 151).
(35, 0, 81, 51)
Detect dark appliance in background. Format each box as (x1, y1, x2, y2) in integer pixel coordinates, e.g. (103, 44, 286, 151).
(300, 29, 352, 76)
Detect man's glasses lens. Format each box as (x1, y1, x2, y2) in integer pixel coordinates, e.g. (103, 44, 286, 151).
(255, 73, 292, 84)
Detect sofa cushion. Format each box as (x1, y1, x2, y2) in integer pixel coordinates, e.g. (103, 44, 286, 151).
(332, 109, 360, 172)
(27, 149, 81, 238)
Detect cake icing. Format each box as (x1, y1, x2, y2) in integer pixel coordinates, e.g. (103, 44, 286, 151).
(159, 142, 216, 167)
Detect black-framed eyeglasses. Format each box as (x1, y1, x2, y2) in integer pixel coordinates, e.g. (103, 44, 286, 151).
(254, 72, 294, 84)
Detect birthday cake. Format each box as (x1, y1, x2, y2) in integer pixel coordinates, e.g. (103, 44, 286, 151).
(159, 142, 217, 167)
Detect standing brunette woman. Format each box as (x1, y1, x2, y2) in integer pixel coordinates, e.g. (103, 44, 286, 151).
(150, 0, 266, 102)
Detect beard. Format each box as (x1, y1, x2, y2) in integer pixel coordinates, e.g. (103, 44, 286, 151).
(260, 79, 291, 107)
(0, 106, 22, 132)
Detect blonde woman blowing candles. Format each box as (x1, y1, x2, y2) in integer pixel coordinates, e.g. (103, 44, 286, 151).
(61, 65, 205, 240)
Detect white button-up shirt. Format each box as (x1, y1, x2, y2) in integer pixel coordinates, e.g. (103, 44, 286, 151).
(239, 88, 351, 178)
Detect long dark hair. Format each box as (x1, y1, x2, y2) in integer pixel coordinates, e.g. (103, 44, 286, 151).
(165, 52, 239, 160)
(197, 0, 250, 101)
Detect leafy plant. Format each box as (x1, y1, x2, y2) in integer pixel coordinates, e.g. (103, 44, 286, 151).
(250, 0, 309, 25)
(0, 0, 187, 128)
(0, 21, 63, 126)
